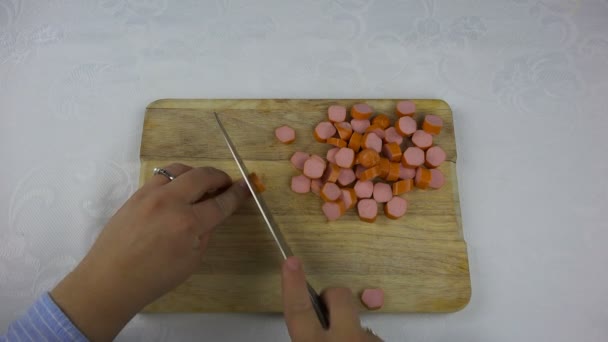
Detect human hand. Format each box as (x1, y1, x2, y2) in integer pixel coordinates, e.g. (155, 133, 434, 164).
(51, 163, 250, 341)
(281, 257, 382, 342)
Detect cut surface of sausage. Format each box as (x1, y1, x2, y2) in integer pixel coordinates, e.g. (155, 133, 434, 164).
(422, 114, 443, 135)
(361, 132, 382, 153)
(337, 168, 356, 186)
(402, 147, 425, 168)
(412, 130, 433, 150)
(326, 137, 347, 148)
(314, 121, 337, 142)
(341, 188, 358, 209)
(275, 125, 296, 144)
(373, 182, 393, 203)
(320, 182, 342, 202)
(415, 167, 432, 189)
(361, 288, 384, 310)
(290, 151, 310, 170)
(351, 103, 373, 119)
(357, 199, 378, 223)
(326, 147, 340, 164)
(291, 175, 311, 194)
(429, 168, 445, 189)
(328, 105, 347, 123)
(396, 100, 415, 117)
(384, 196, 407, 219)
(395, 116, 417, 137)
(322, 201, 345, 221)
(425, 146, 446, 168)
(365, 125, 386, 139)
(351, 119, 371, 134)
(355, 164, 367, 179)
(398, 164, 416, 179)
(354, 180, 374, 199)
(310, 178, 323, 195)
(322, 163, 341, 183)
(303, 157, 326, 179)
(357, 148, 380, 168)
(335, 147, 355, 168)
(383, 127, 403, 145)
(334, 121, 353, 141)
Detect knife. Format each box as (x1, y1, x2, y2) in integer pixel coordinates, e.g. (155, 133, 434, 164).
(213, 112, 330, 330)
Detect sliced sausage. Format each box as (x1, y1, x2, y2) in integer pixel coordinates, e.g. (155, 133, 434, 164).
(425, 146, 446, 168)
(356, 148, 380, 168)
(373, 182, 393, 203)
(322, 200, 346, 221)
(313, 121, 337, 143)
(386, 162, 400, 181)
(341, 188, 358, 209)
(357, 198, 378, 223)
(320, 182, 342, 202)
(377, 158, 390, 179)
(401, 147, 425, 168)
(392, 179, 413, 195)
(327, 137, 347, 148)
(429, 169, 445, 189)
(383, 127, 403, 145)
(328, 105, 347, 123)
(348, 132, 363, 152)
(365, 125, 386, 139)
(335, 147, 355, 168)
(290, 151, 310, 170)
(326, 147, 340, 164)
(395, 116, 417, 137)
(303, 157, 327, 179)
(249, 172, 266, 193)
(322, 163, 341, 183)
(361, 132, 382, 153)
(414, 167, 432, 189)
(354, 180, 374, 199)
(384, 196, 407, 219)
(355, 164, 367, 179)
(372, 114, 391, 129)
(359, 165, 381, 182)
(337, 168, 356, 186)
(351, 119, 371, 134)
(398, 164, 416, 179)
(334, 121, 353, 141)
(351, 103, 373, 120)
(395, 100, 415, 117)
(361, 288, 384, 310)
(275, 125, 296, 144)
(411, 130, 433, 150)
(382, 142, 402, 162)
(422, 114, 443, 135)
(310, 178, 323, 195)
(291, 175, 311, 194)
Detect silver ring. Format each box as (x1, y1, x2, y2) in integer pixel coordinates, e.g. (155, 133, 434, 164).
(153, 167, 175, 181)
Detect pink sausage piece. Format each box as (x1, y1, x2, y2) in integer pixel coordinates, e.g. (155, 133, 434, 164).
(423, 114, 443, 134)
(373, 182, 393, 203)
(310, 178, 323, 195)
(357, 199, 378, 222)
(402, 147, 425, 168)
(429, 169, 445, 189)
(398, 164, 416, 179)
(384, 127, 404, 145)
(303, 157, 326, 179)
(412, 130, 433, 150)
(385, 196, 407, 219)
(315, 121, 337, 140)
(396, 116, 417, 136)
(321, 182, 342, 201)
(328, 105, 347, 123)
(354, 180, 374, 199)
(361, 288, 385, 310)
(367, 126, 385, 139)
(337, 168, 356, 186)
(351, 119, 371, 134)
(291, 175, 311, 194)
(355, 164, 367, 179)
(341, 189, 356, 209)
(326, 147, 340, 164)
(335, 147, 355, 168)
(364, 132, 383, 153)
(396, 100, 415, 117)
(275, 125, 295, 143)
(322, 201, 344, 221)
(425, 146, 446, 168)
(290, 151, 310, 170)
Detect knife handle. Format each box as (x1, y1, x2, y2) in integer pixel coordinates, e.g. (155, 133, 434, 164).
(306, 282, 330, 330)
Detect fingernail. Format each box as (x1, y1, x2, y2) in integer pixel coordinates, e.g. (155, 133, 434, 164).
(285, 257, 301, 271)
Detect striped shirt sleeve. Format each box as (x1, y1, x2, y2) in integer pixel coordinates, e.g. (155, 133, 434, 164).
(1, 293, 88, 342)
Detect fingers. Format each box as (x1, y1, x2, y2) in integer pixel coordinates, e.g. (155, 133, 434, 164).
(321, 287, 360, 332)
(281, 257, 325, 340)
(168, 167, 232, 203)
(146, 163, 192, 188)
(191, 178, 250, 232)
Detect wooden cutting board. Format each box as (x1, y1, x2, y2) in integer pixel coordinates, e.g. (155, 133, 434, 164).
(140, 99, 470, 313)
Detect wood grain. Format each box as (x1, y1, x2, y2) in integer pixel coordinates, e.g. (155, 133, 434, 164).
(140, 99, 470, 313)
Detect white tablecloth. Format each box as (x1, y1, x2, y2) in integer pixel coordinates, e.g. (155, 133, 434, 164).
(1, 1, 607, 341)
